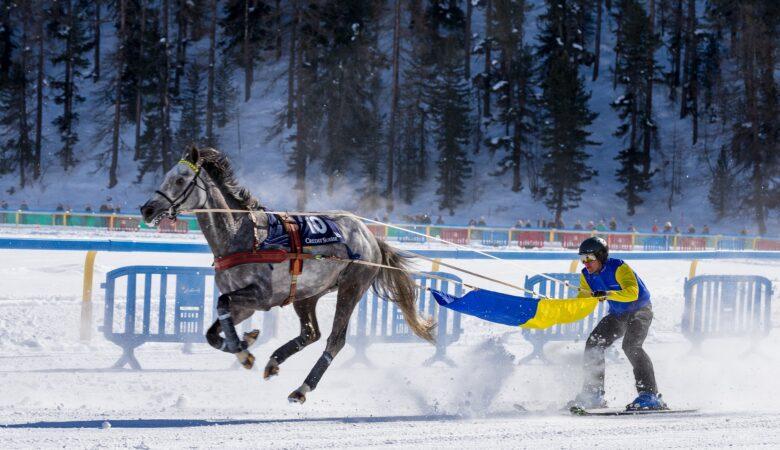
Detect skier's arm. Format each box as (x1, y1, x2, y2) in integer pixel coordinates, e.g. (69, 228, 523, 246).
(576, 273, 591, 298)
(606, 264, 640, 302)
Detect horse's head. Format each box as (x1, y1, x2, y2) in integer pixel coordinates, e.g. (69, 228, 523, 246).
(140, 146, 209, 225)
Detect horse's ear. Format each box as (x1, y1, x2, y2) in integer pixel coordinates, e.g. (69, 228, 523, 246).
(186, 145, 199, 164)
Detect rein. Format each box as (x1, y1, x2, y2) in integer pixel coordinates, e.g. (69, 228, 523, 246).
(156, 160, 208, 219)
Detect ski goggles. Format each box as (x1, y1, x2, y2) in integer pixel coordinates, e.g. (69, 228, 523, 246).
(580, 254, 598, 263)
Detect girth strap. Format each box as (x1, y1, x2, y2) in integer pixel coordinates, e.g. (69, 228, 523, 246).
(281, 214, 303, 306)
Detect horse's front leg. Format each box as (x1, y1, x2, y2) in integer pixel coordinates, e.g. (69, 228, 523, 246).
(263, 295, 322, 379)
(208, 285, 262, 368)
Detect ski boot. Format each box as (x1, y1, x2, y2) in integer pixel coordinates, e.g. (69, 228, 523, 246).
(626, 392, 668, 411)
(567, 389, 607, 415)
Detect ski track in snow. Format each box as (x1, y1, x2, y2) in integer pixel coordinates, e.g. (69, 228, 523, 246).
(1, 230, 779, 448)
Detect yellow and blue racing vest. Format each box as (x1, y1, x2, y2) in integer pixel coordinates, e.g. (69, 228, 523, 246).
(578, 258, 651, 315)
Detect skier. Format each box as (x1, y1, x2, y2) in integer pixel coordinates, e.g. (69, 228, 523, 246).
(568, 236, 667, 411)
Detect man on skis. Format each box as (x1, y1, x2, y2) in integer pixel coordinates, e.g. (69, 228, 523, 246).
(568, 237, 667, 411)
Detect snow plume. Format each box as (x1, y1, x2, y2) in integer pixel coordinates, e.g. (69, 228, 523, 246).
(449, 338, 516, 417)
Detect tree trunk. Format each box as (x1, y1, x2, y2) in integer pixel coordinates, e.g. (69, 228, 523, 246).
(19, 12, 29, 187)
(109, 0, 125, 188)
(93, 0, 100, 81)
(386, 0, 401, 212)
(293, 0, 306, 211)
(613, 8, 622, 90)
(286, 1, 296, 129)
(161, 0, 172, 170)
(465, 0, 471, 79)
(483, 0, 491, 118)
(133, 1, 146, 161)
(642, 0, 654, 176)
(670, 0, 682, 101)
(205, 0, 217, 145)
(593, 0, 602, 80)
(243, 0, 253, 101)
(275, 0, 282, 60)
(174, 0, 188, 95)
(63, 0, 74, 170)
(34, 0, 44, 179)
(687, 0, 698, 143)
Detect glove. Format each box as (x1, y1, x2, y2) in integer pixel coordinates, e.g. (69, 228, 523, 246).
(591, 290, 608, 299)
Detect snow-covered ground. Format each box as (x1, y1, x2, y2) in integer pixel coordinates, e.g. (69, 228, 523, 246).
(1, 228, 780, 448)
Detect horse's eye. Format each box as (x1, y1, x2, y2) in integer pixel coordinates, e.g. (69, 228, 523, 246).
(175, 177, 185, 186)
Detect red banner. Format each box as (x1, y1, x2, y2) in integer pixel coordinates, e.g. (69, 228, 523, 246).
(562, 233, 590, 249)
(608, 234, 634, 251)
(158, 218, 189, 234)
(440, 228, 470, 245)
(109, 217, 140, 232)
(516, 231, 546, 248)
(367, 224, 386, 240)
(677, 237, 706, 251)
(756, 239, 780, 251)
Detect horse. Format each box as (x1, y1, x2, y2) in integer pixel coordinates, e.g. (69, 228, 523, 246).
(140, 145, 434, 403)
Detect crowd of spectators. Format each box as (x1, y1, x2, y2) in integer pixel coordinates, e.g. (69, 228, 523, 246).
(392, 212, 752, 236)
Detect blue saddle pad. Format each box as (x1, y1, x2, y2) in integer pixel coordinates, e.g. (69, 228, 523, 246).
(262, 214, 359, 258)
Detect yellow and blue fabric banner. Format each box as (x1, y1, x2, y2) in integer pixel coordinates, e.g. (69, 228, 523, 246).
(431, 289, 600, 329)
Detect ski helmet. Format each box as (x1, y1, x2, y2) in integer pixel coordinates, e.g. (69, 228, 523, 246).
(578, 236, 609, 263)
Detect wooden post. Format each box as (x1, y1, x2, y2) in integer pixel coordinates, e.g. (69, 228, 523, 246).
(688, 260, 698, 279)
(569, 259, 579, 273)
(431, 258, 441, 272)
(80, 250, 98, 341)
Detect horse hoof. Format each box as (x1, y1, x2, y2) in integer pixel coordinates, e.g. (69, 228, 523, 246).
(238, 351, 255, 370)
(288, 390, 306, 404)
(243, 330, 260, 347)
(263, 361, 279, 380)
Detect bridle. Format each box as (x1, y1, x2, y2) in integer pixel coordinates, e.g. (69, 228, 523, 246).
(154, 159, 208, 219)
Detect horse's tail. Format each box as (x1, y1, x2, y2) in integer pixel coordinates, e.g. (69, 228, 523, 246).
(372, 239, 436, 343)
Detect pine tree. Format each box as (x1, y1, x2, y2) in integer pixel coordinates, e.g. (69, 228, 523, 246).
(487, 0, 535, 193)
(48, 0, 94, 170)
(611, 0, 658, 215)
(430, 51, 473, 214)
(707, 146, 732, 220)
(537, 0, 598, 223)
(220, 0, 271, 102)
(0, 57, 33, 188)
(175, 61, 205, 150)
(213, 56, 238, 129)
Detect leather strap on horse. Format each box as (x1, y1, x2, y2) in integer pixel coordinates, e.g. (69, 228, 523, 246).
(281, 214, 303, 306)
(214, 213, 307, 307)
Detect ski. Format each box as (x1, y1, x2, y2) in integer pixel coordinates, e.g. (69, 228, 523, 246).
(570, 406, 699, 416)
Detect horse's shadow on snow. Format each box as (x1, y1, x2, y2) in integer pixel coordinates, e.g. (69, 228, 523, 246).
(2, 414, 464, 429)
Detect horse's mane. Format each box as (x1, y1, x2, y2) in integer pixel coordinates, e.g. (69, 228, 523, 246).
(184, 146, 264, 211)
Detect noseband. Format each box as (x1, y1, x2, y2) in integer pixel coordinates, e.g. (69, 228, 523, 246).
(155, 159, 208, 218)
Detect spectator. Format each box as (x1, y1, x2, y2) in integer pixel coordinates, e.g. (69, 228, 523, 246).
(702, 224, 710, 235)
(99, 203, 111, 213)
(19, 201, 29, 211)
(574, 220, 584, 230)
(55, 203, 64, 212)
(627, 223, 637, 232)
(468, 218, 477, 226)
(477, 216, 487, 227)
(651, 222, 659, 233)
(674, 225, 681, 234)
(514, 218, 525, 228)
(0, 199, 8, 210)
(587, 220, 596, 230)
(662, 221, 673, 234)
(114, 206, 122, 214)
(435, 215, 444, 225)
(381, 214, 389, 223)
(609, 217, 617, 231)
(421, 214, 431, 225)
(525, 221, 533, 228)
(84, 205, 93, 213)
(687, 224, 696, 234)
(596, 220, 607, 232)
(739, 228, 748, 236)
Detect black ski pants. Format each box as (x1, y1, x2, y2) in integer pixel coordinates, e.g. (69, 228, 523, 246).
(582, 305, 658, 395)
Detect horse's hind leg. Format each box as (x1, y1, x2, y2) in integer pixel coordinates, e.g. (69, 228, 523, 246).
(263, 295, 322, 379)
(288, 280, 368, 404)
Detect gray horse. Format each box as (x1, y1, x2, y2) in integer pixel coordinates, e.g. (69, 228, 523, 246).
(140, 146, 434, 403)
